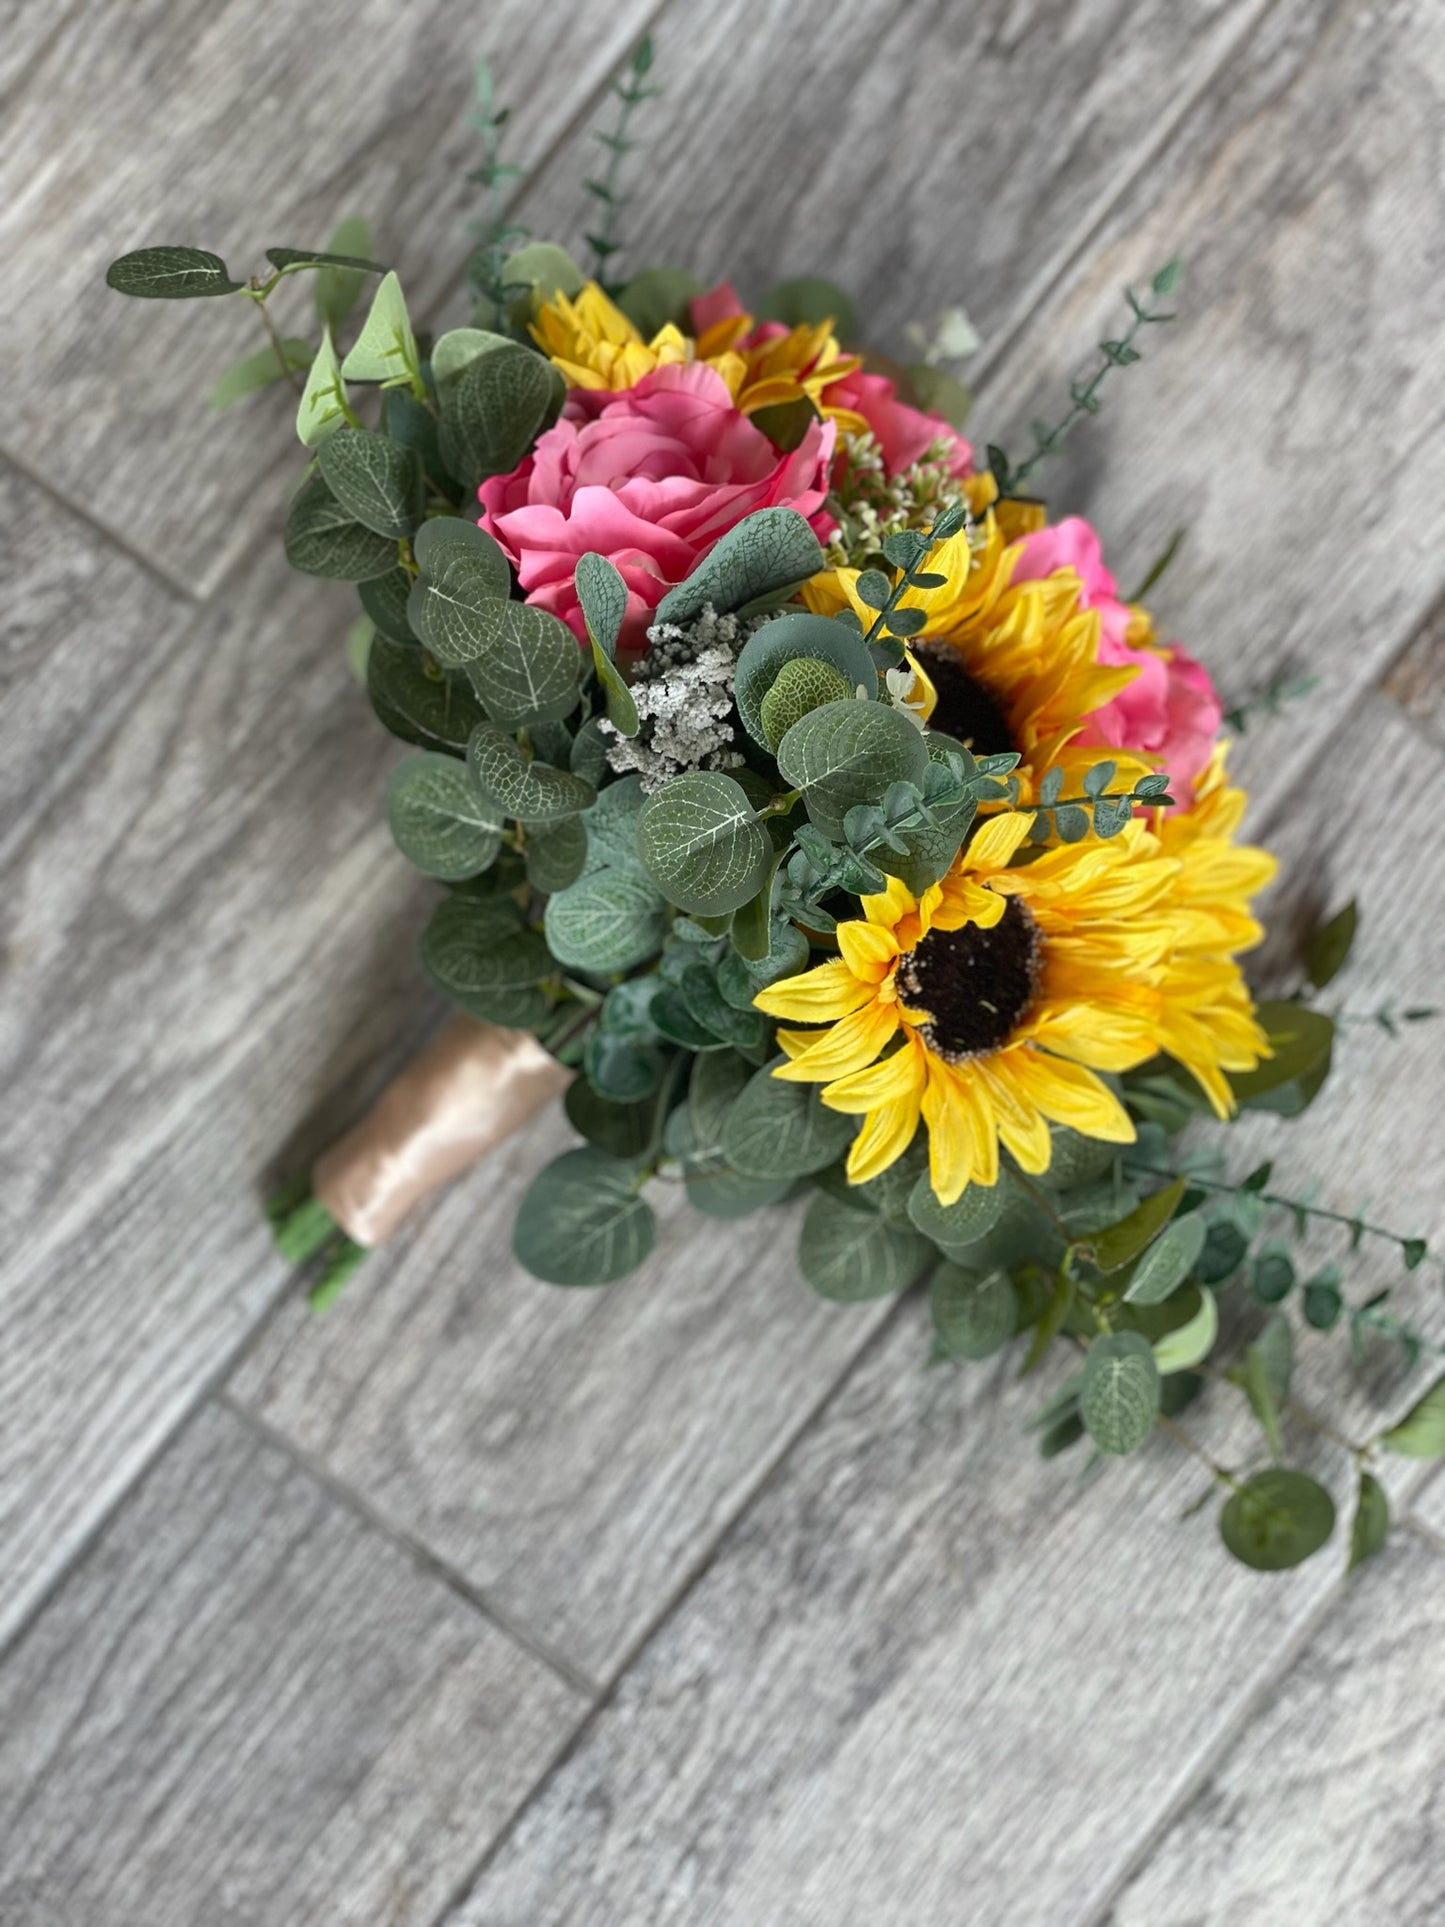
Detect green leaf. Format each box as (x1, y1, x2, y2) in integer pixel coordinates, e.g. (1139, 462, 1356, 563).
(105, 246, 241, 298)
(932, 1265, 1015, 1360)
(1305, 899, 1357, 991)
(1228, 1002, 1334, 1117)
(1233, 1321, 1288, 1461)
(686, 1166, 793, 1219)
(776, 700, 929, 841)
(1123, 1212, 1206, 1303)
(340, 270, 420, 387)
(411, 515, 511, 586)
(411, 560, 581, 728)
(284, 478, 397, 581)
(565, 1080, 660, 1161)
(544, 868, 669, 971)
(439, 343, 561, 489)
(575, 551, 629, 658)
(386, 750, 502, 879)
(367, 637, 486, 751)
(512, 1147, 655, 1285)
(907, 1171, 1007, 1250)
(1020, 1266, 1075, 1376)
(468, 724, 596, 823)
(636, 771, 773, 916)
(1348, 1470, 1390, 1571)
(798, 1192, 931, 1301)
(1249, 1241, 1296, 1305)
(265, 244, 386, 274)
(314, 216, 376, 332)
(759, 657, 855, 752)
(585, 1029, 662, 1101)
(615, 266, 704, 338)
(317, 428, 423, 538)
(357, 567, 417, 646)
(581, 775, 648, 873)
(734, 612, 876, 751)
(756, 276, 857, 345)
(655, 508, 825, 626)
(1089, 1177, 1187, 1274)
(1220, 1469, 1335, 1572)
(677, 965, 767, 1051)
(419, 896, 551, 1026)
(500, 240, 586, 302)
(1151, 1285, 1218, 1373)
(523, 815, 588, 894)
(1080, 1332, 1160, 1455)
(431, 327, 514, 400)
(905, 363, 971, 429)
(1380, 1375, 1445, 1457)
(209, 336, 312, 409)
(723, 1060, 857, 1179)
(296, 328, 350, 446)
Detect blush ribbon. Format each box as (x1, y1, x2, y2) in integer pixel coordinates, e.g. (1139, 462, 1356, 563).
(313, 1015, 573, 1248)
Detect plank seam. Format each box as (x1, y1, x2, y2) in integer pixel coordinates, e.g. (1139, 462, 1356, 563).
(0, 444, 202, 605)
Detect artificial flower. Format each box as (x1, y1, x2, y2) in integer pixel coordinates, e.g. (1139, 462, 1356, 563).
(530, 282, 703, 392)
(478, 361, 836, 646)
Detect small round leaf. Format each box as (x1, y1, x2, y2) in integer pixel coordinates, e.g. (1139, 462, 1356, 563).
(1220, 1469, 1336, 1571)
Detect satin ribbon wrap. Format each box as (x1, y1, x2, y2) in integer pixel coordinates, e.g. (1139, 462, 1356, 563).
(313, 1016, 574, 1248)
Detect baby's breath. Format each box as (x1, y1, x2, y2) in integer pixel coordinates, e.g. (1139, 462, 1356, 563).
(824, 432, 971, 569)
(599, 602, 767, 791)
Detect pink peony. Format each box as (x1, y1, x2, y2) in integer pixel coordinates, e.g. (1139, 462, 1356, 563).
(478, 361, 836, 648)
(824, 366, 972, 479)
(1012, 516, 1222, 801)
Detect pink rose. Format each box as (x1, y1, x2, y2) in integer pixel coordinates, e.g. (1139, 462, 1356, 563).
(1013, 516, 1223, 801)
(478, 362, 836, 648)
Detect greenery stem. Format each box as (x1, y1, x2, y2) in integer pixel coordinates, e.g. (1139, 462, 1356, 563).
(1122, 1159, 1432, 1269)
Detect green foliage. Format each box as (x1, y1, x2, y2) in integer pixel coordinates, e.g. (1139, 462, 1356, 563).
(466, 59, 530, 314)
(1123, 1212, 1205, 1303)
(513, 1147, 655, 1285)
(367, 637, 485, 752)
(1219, 1469, 1335, 1571)
(908, 1171, 1007, 1250)
(468, 724, 595, 822)
(565, 1078, 663, 1162)
(358, 568, 416, 645)
(1348, 1471, 1390, 1571)
(296, 328, 350, 446)
(989, 257, 1182, 496)
(723, 1061, 857, 1179)
(656, 508, 825, 627)
(1230, 1312, 1292, 1460)
(584, 35, 660, 285)
(314, 216, 377, 332)
(776, 699, 930, 842)
(419, 896, 551, 1026)
(284, 478, 397, 581)
(1229, 1002, 1334, 1116)
(756, 276, 858, 345)
(523, 815, 588, 894)
(410, 544, 581, 729)
(1089, 1177, 1186, 1273)
(1221, 671, 1319, 736)
(734, 611, 876, 750)
(635, 771, 773, 916)
(759, 657, 856, 752)
(616, 267, 703, 337)
(1304, 900, 1357, 991)
(1379, 1376, 1445, 1458)
(576, 552, 639, 735)
(545, 867, 670, 971)
(1151, 1286, 1218, 1374)
(317, 428, 423, 538)
(106, 246, 242, 298)
(798, 1192, 932, 1301)
(210, 336, 312, 409)
(386, 750, 502, 879)
(1080, 1333, 1160, 1455)
(439, 343, 562, 489)
(340, 271, 422, 391)
(932, 1265, 1015, 1360)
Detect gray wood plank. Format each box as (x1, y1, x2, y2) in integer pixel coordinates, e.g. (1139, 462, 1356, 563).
(516, 0, 1270, 365)
(447, 1314, 1361, 1927)
(0, 1400, 584, 1927)
(1105, 1530, 1445, 1927)
(0, 0, 661, 592)
(228, 1116, 894, 1689)
(0, 474, 442, 1648)
(1383, 592, 1445, 749)
(969, 0, 1445, 822)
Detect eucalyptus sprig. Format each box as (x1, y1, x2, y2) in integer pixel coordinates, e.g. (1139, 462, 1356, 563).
(466, 59, 531, 313)
(585, 36, 660, 287)
(1028, 762, 1173, 840)
(1221, 669, 1319, 734)
(988, 256, 1182, 497)
(850, 503, 972, 657)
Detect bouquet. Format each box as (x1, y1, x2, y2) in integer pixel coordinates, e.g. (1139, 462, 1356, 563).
(104, 37, 1441, 1575)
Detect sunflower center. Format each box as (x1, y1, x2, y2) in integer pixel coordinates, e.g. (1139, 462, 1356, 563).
(914, 642, 1016, 757)
(897, 896, 1041, 1062)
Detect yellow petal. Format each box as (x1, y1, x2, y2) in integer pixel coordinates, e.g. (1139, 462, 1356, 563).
(1012, 1050, 1136, 1144)
(836, 919, 901, 980)
(773, 1000, 898, 1082)
(752, 958, 873, 1023)
(845, 1086, 924, 1185)
(967, 811, 1033, 873)
(822, 1039, 927, 1115)
(922, 1060, 999, 1203)
(975, 1057, 1053, 1172)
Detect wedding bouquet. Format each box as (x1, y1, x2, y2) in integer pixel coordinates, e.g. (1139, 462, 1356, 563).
(104, 38, 1441, 1573)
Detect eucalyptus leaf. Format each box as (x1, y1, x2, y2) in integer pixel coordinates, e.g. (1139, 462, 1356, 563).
(636, 771, 772, 916)
(512, 1147, 655, 1286)
(575, 551, 629, 658)
(314, 216, 376, 332)
(723, 1060, 856, 1178)
(1080, 1332, 1160, 1455)
(340, 270, 420, 387)
(367, 637, 485, 751)
(386, 750, 502, 879)
(431, 327, 514, 399)
(798, 1193, 932, 1301)
(419, 896, 551, 1026)
(734, 612, 877, 750)
(565, 1080, 661, 1161)
(908, 1171, 1007, 1249)
(1349, 1470, 1390, 1570)
(545, 867, 670, 971)
(655, 508, 825, 626)
(468, 725, 596, 823)
(1380, 1375, 1445, 1458)
(284, 479, 397, 581)
(1123, 1212, 1206, 1303)
(1305, 900, 1357, 991)
(1151, 1286, 1218, 1374)
(1228, 1002, 1334, 1117)
(317, 428, 423, 538)
(582, 775, 648, 873)
(932, 1265, 1016, 1360)
(1220, 1469, 1335, 1571)
(523, 815, 588, 894)
(776, 700, 930, 841)
(106, 246, 241, 298)
(615, 266, 704, 337)
(1089, 1177, 1187, 1274)
(756, 276, 857, 344)
(210, 337, 312, 409)
(439, 343, 561, 488)
(679, 965, 768, 1050)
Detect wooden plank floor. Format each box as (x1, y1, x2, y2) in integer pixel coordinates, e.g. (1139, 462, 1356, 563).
(2, 1, 1443, 1921)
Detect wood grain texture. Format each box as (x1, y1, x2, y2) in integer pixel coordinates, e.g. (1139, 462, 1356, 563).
(1383, 591, 1445, 748)
(515, 0, 1269, 359)
(0, 0, 660, 592)
(448, 1310, 1360, 1927)
(0, 1402, 584, 1927)
(0, 476, 445, 1648)
(1105, 1531, 1445, 1927)
(228, 1113, 894, 1687)
(971, 0, 1445, 822)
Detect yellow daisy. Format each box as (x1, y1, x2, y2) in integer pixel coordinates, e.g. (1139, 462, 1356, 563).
(803, 514, 1139, 801)
(530, 282, 707, 392)
(754, 813, 1181, 1204)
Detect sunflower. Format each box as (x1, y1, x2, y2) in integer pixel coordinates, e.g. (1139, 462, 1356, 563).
(803, 511, 1139, 801)
(754, 812, 1183, 1203)
(531, 280, 866, 424)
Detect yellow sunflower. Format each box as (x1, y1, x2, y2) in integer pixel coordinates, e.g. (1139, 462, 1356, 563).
(531, 280, 866, 425)
(754, 812, 1182, 1203)
(803, 513, 1140, 802)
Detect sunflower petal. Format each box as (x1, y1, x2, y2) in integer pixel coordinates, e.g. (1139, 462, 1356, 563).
(822, 1038, 927, 1114)
(1012, 1050, 1136, 1144)
(845, 1085, 924, 1185)
(836, 919, 901, 980)
(773, 1000, 899, 1082)
(751, 958, 873, 1023)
